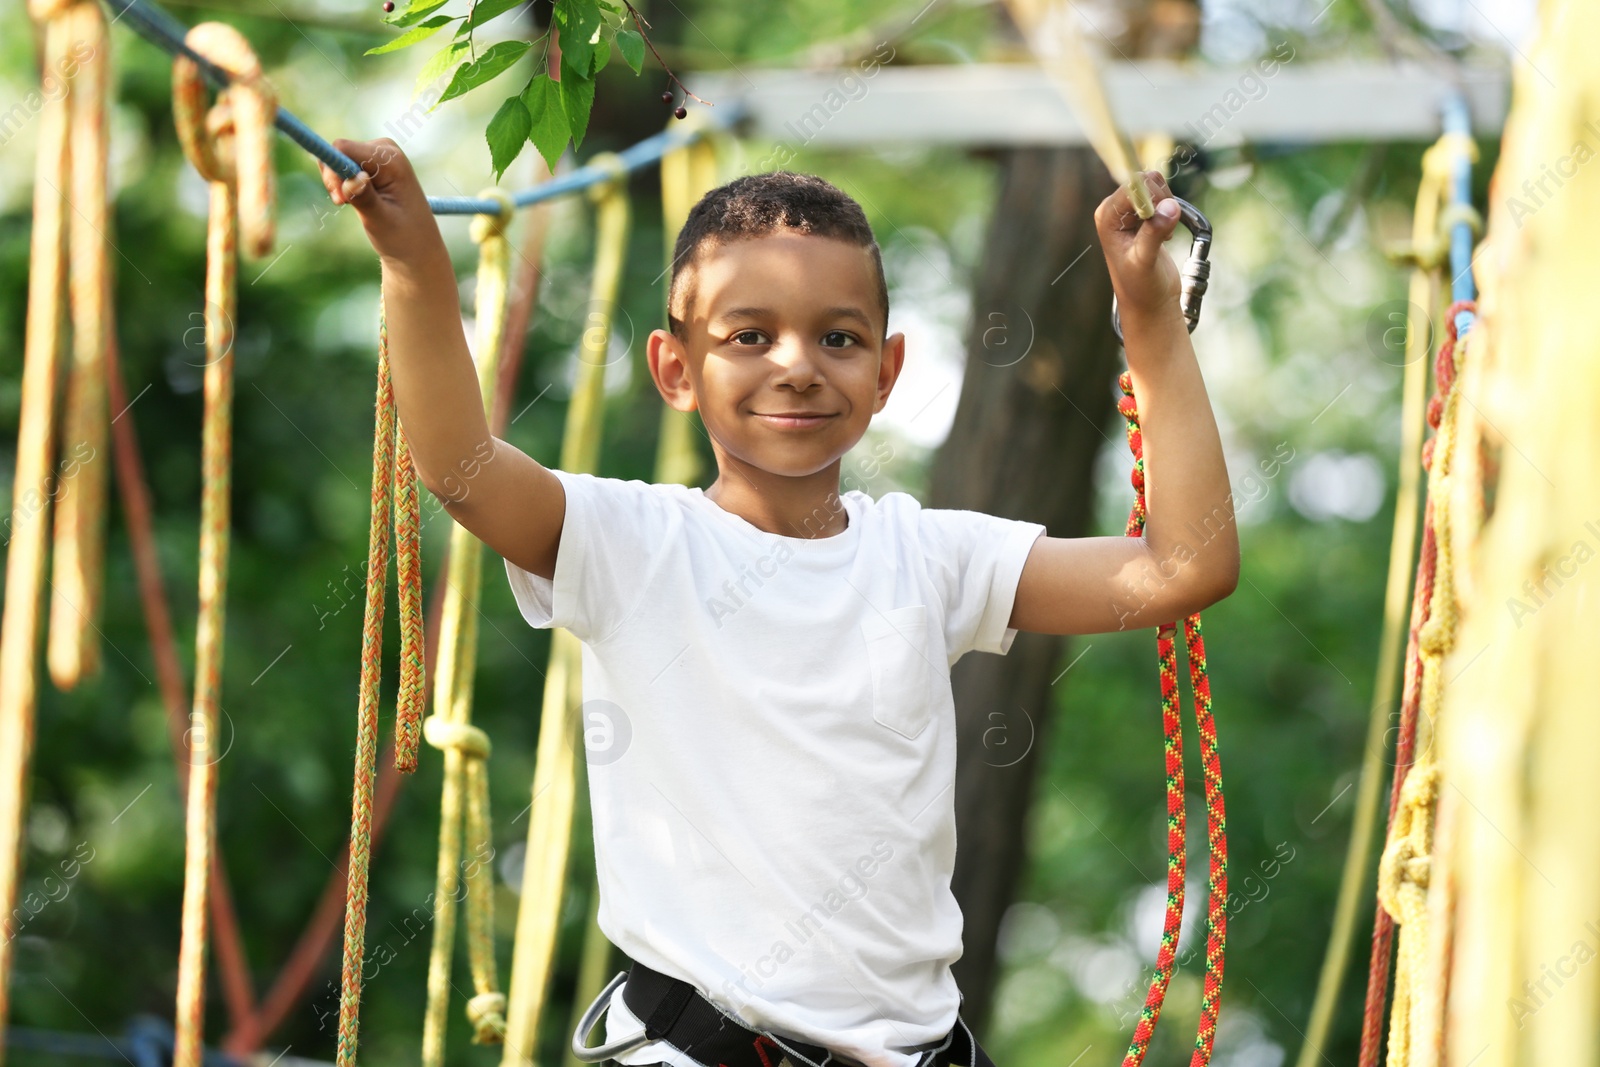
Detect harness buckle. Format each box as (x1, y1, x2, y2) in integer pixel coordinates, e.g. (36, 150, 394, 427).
(572, 971, 654, 1063)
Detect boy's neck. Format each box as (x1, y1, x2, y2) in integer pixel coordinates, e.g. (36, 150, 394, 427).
(703, 459, 850, 540)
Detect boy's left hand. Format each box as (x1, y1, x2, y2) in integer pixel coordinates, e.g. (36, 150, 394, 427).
(1094, 170, 1184, 325)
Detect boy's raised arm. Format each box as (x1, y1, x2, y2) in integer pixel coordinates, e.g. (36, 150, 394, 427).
(1009, 171, 1241, 635)
(320, 139, 566, 581)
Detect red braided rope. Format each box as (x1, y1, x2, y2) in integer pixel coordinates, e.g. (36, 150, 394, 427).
(1116, 371, 1229, 1067)
(1357, 299, 1473, 1067)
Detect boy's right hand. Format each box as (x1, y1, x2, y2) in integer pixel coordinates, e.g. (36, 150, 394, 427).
(318, 137, 444, 266)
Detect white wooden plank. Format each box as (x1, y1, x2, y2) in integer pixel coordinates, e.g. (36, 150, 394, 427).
(687, 62, 1509, 147)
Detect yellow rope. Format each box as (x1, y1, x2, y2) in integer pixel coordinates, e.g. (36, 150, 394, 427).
(420, 187, 517, 1063)
(652, 118, 717, 490)
(0, 4, 78, 1052)
(46, 0, 113, 691)
(1000, 0, 1154, 218)
(501, 155, 630, 1067)
(169, 23, 277, 1067)
(1295, 131, 1464, 1067)
(1376, 301, 1473, 1067)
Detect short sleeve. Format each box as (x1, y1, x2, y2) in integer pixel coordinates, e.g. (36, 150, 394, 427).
(919, 507, 1046, 662)
(502, 469, 673, 644)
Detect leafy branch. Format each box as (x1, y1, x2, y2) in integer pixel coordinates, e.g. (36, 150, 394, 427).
(366, 0, 707, 180)
(618, 1, 709, 106)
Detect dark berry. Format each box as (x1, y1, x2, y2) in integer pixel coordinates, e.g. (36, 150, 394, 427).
(674, 105, 687, 120)
(661, 91, 673, 105)
(382, 1, 395, 10)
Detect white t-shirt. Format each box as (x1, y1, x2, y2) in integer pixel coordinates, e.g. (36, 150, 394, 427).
(503, 468, 1046, 1067)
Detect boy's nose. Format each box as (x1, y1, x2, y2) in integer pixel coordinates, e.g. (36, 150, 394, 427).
(766, 339, 824, 386)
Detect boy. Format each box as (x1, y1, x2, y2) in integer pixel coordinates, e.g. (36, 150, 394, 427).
(321, 141, 1237, 1067)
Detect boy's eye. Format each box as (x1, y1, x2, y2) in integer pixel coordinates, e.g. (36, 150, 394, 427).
(731, 329, 769, 345)
(821, 330, 858, 349)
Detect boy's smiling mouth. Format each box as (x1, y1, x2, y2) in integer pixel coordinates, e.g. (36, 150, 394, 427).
(751, 411, 837, 428)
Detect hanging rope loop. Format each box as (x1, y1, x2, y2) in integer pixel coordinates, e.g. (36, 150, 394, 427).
(172, 22, 277, 257)
(419, 187, 518, 1064)
(1115, 371, 1229, 1067)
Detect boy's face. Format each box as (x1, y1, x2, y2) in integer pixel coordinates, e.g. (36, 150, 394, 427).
(649, 229, 906, 481)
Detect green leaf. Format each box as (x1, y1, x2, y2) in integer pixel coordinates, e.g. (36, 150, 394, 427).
(416, 39, 470, 99)
(553, 0, 603, 75)
(437, 39, 533, 105)
(486, 94, 532, 178)
(385, 0, 448, 28)
(615, 28, 644, 74)
(465, 0, 531, 31)
(365, 15, 455, 55)
(591, 33, 611, 72)
(557, 65, 595, 148)
(522, 73, 570, 170)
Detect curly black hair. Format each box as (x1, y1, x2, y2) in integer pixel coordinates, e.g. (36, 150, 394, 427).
(667, 171, 889, 340)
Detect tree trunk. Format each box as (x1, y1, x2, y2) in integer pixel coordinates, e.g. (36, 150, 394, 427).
(932, 146, 1120, 1032)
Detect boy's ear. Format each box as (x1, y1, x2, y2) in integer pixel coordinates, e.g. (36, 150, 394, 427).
(648, 328, 698, 413)
(874, 331, 907, 413)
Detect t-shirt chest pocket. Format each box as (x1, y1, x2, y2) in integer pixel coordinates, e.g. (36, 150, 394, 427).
(860, 605, 939, 740)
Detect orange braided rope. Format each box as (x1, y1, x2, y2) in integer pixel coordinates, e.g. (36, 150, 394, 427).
(0, 4, 76, 1051)
(1116, 372, 1229, 1067)
(225, 196, 543, 1052)
(395, 421, 426, 773)
(46, 0, 113, 691)
(336, 299, 426, 1067)
(170, 23, 277, 1067)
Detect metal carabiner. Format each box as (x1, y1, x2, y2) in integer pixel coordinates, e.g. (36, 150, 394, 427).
(571, 971, 654, 1063)
(1111, 196, 1213, 346)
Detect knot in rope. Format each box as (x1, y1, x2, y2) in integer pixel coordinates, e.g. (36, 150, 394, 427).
(172, 23, 276, 257)
(1415, 616, 1449, 656)
(465, 991, 508, 1043)
(1376, 762, 1439, 920)
(469, 188, 516, 244)
(1422, 133, 1479, 181)
(1435, 202, 1483, 242)
(423, 716, 492, 760)
(1397, 760, 1438, 811)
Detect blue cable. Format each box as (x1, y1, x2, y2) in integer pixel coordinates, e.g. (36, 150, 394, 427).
(96, 0, 738, 215)
(1440, 93, 1478, 337)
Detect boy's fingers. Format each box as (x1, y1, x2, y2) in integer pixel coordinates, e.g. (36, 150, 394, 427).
(1136, 196, 1181, 260)
(342, 171, 373, 203)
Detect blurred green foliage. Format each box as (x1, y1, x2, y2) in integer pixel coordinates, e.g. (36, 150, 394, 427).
(0, 0, 1502, 1064)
